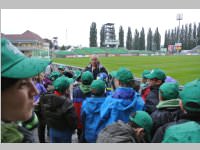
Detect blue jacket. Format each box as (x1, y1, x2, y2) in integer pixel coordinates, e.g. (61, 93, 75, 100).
(81, 96, 106, 143)
(99, 87, 144, 128)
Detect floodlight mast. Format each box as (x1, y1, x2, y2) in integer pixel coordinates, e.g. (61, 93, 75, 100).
(176, 13, 183, 43)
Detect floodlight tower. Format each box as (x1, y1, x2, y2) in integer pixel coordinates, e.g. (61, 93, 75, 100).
(176, 13, 183, 43)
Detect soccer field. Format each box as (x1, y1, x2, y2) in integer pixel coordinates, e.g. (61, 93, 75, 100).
(53, 55, 200, 85)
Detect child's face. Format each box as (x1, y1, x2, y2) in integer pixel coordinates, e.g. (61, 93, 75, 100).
(2, 78, 39, 122)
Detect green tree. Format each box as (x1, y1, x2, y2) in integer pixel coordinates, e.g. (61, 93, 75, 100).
(89, 22, 97, 47)
(192, 23, 197, 47)
(119, 26, 124, 47)
(133, 29, 139, 50)
(60, 45, 66, 50)
(197, 22, 200, 45)
(126, 27, 132, 50)
(147, 28, 153, 51)
(100, 25, 105, 47)
(139, 27, 145, 50)
(185, 24, 189, 49)
(164, 30, 168, 48)
(180, 25, 185, 49)
(153, 27, 161, 51)
(188, 23, 193, 49)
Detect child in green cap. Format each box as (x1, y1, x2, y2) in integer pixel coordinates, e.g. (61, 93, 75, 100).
(81, 80, 106, 143)
(72, 71, 94, 142)
(97, 111, 153, 143)
(39, 76, 77, 143)
(140, 70, 151, 102)
(98, 67, 144, 133)
(144, 68, 167, 114)
(1, 38, 49, 143)
(152, 79, 200, 143)
(150, 82, 183, 135)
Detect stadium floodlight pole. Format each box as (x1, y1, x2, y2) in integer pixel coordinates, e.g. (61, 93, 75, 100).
(176, 13, 183, 43)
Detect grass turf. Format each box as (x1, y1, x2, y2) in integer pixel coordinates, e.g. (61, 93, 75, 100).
(53, 55, 200, 85)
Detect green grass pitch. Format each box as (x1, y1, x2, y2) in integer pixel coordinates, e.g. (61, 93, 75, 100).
(53, 55, 200, 85)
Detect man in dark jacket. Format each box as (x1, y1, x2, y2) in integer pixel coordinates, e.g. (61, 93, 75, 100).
(144, 69, 166, 114)
(96, 111, 153, 143)
(152, 79, 200, 143)
(84, 55, 108, 80)
(150, 82, 183, 135)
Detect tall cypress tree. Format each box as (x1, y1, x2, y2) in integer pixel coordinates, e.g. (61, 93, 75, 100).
(139, 27, 145, 50)
(184, 24, 189, 49)
(188, 23, 193, 49)
(197, 22, 200, 45)
(147, 28, 153, 51)
(164, 30, 168, 48)
(133, 29, 139, 50)
(193, 23, 197, 47)
(119, 26, 124, 48)
(100, 25, 105, 47)
(89, 22, 97, 47)
(180, 25, 185, 49)
(153, 27, 161, 51)
(126, 27, 132, 50)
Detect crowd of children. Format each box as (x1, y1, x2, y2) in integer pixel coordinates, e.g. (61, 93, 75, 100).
(1, 38, 200, 143)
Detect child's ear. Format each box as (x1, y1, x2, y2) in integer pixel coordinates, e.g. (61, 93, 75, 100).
(179, 99, 186, 113)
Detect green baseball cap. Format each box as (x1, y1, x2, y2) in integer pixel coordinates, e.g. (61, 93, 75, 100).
(58, 65, 65, 70)
(91, 80, 106, 95)
(159, 82, 179, 100)
(53, 76, 71, 93)
(81, 71, 94, 85)
(129, 111, 153, 134)
(180, 79, 200, 112)
(49, 71, 61, 81)
(1, 38, 49, 78)
(110, 71, 117, 78)
(114, 67, 134, 83)
(142, 70, 150, 78)
(145, 68, 166, 81)
(73, 70, 82, 80)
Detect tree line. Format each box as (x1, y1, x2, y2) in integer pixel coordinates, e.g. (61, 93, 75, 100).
(90, 22, 200, 51)
(164, 22, 200, 50)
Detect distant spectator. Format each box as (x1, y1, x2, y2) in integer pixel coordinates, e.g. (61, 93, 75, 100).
(84, 55, 108, 79)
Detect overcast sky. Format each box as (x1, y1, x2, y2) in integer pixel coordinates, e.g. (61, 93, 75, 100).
(1, 9, 200, 47)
